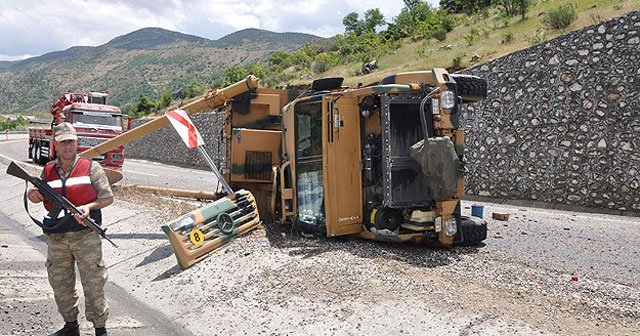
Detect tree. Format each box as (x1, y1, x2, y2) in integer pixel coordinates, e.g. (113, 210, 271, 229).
(269, 50, 291, 68)
(313, 52, 340, 73)
(183, 81, 207, 99)
(441, 0, 491, 14)
(543, 4, 577, 30)
(497, 0, 531, 20)
(289, 50, 312, 70)
(403, 0, 421, 11)
(0, 116, 25, 131)
(393, 1, 453, 40)
(134, 94, 157, 116)
(224, 66, 250, 86)
(343, 12, 365, 35)
(364, 8, 385, 32)
(344, 8, 385, 35)
(158, 89, 172, 108)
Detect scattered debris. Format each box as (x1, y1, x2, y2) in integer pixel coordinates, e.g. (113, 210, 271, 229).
(439, 44, 457, 50)
(492, 212, 510, 221)
(361, 59, 378, 74)
(472, 204, 485, 218)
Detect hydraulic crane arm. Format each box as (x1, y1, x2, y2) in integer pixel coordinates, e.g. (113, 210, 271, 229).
(80, 75, 259, 159)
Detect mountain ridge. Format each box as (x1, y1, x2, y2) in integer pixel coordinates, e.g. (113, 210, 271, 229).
(0, 27, 321, 114)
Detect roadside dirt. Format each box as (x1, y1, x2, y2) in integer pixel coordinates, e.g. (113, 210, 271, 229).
(1, 160, 638, 335)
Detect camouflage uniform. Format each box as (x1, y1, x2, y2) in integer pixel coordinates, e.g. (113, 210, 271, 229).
(43, 155, 113, 328)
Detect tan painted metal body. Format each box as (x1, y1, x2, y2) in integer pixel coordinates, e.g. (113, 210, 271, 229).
(84, 68, 484, 252)
(278, 68, 470, 246)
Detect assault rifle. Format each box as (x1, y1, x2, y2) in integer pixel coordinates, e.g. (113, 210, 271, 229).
(6, 161, 118, 248)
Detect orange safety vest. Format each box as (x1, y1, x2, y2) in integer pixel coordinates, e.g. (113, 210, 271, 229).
(42, 158, 101, 233)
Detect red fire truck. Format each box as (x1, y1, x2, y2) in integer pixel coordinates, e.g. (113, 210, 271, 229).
(28, 91, 128, 170)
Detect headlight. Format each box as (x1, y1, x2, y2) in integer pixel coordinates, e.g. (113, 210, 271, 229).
(434, 217, 442, 232)
(431, 98, 440, 115)
(170, 214, 195, 231)
(441, 90, 455, 109)
(444, 217, 457, 236)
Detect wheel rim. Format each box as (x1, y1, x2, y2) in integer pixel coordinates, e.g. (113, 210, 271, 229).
(35, 145, 41, 163)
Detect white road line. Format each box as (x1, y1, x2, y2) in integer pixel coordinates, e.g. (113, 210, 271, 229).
(127, 161, 214, 175)
(0, 152, 158, 178)
(0, 153, 40, 169)
(122, 169, 158, 177)
(0, 139, 27, 144)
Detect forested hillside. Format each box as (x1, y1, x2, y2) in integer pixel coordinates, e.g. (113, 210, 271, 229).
(1, 0, 638, 120)
(0, 28, 320, 116)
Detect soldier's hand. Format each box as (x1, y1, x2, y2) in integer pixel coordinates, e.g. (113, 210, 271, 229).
(74, 205, 90, 226)
(27, 188, 44, 203)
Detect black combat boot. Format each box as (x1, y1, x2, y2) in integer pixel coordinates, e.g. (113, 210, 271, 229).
(48, 321, 80, 336)
(95, 327, 108, 336)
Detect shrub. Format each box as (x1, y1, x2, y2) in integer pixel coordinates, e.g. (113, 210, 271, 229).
(526, 28, 548, 45)
(433, 28, 448, 41)
(464, 33, 475, 46)
(502, 32, 514, 44)
(543, 4, 577, 30)
(158, 90, 172, 108)
(313, 52, 341, 73)
(269, 50, 292, 68)
(451, 53, 466, 70)
(0, 117, 25, 130)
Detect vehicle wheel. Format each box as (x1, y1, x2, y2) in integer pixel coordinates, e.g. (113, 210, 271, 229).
(37, 145, 48, 165)
(450, 74, 487, 103)
(34, 145, 41, 165)
(30, 143, 37, 162)
(457, 217, 487, 246)
(372, 207, 402, 231)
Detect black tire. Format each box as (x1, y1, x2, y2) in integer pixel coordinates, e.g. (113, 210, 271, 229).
(29, 143, 36, 162)
(457, 217, 487, 246)
(37, 144, 48, 165)
(450, 74, 487, 103)
(34, 144, 42, 165)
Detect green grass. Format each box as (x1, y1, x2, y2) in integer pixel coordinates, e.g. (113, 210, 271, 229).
(313, 0, 640, 86)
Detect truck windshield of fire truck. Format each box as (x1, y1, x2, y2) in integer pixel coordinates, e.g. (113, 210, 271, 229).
(71, 109, 123, 131)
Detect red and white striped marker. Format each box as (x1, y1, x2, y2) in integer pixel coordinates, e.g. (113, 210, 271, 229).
(165, 109, 204, 149)
(165, 109, 233, 196)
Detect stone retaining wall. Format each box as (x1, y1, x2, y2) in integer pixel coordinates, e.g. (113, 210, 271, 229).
(461, 10, 639, 211)
(125, 112, 227, 169)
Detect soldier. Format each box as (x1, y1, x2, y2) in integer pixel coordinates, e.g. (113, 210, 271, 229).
(27, 122, 113, 336)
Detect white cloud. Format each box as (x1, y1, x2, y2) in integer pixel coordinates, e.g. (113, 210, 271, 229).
(0, 53, 34, 61)
(0, 0, 438, 61)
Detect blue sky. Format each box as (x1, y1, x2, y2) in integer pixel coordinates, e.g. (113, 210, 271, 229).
(0, 0, 439, 61)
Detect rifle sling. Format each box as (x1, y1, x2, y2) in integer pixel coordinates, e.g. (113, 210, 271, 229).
(22, 181, 69, 231)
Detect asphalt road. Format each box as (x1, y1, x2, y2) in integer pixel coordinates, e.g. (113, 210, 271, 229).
(0, 135, 193, 335)
(0, 135, 220, 193)
(0, 212, 191, 336)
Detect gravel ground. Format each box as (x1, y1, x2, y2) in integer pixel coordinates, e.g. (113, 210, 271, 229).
(1, 159, 638, 335)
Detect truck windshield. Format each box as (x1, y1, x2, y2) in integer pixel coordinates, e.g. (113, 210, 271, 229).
(71, 110, 122, 130)
(295, 100, 325, 229)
